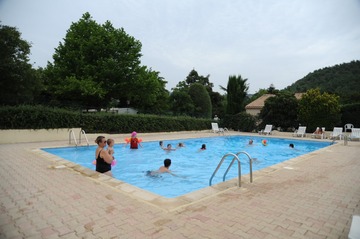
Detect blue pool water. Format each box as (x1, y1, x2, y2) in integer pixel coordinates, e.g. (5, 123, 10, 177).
(42, 136, 329, 198)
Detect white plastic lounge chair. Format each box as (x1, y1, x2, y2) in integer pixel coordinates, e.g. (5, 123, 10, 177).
(211, 123, 228, 134)
(259, 124, 272, 135)
(348, 215, 360, 239)
(311, 127, 325, 139)
(344, 123, 354, 132)
(292, 126, 306, 137)
(349, 128, 360, 141)
(329, 127, 343, 140)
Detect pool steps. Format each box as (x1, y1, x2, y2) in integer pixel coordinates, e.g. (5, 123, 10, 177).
(209, 151, 253, 187)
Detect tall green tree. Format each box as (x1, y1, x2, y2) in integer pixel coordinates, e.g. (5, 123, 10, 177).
(298, 88, 341, 132)
(44, 12, 166, 110)
(188, 83, 212, 118)
(0, 24, 40, 105)
(259, 91, 299, 130)
(169, 88, 194, 116)
(130, 66, 169, 114)
(221, 75, 249, 115)
(171, 69, 222, 117)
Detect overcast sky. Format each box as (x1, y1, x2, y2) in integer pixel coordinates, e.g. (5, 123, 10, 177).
(1, 0, 359, 93)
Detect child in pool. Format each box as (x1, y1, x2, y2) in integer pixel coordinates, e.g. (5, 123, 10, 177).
(177, 142, 185, 148)
(107, 138, 115, 159)
(107, 138, 117, 166)
(198, 144, 206, 151)
(126, 131, 142, 149)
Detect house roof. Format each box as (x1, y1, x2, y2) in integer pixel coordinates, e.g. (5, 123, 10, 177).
(294, 93, 304, 100)
(245, 92, 305, 110)
(245, 94, 275, 109)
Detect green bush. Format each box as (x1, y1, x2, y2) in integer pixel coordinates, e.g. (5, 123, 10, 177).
(222, 112, 257, 132)
(341, 103, 360, 127)
(0, 105, 212, 133)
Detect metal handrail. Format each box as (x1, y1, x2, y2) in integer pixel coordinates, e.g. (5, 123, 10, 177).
(79, 129, 89, 146)
(209, 153, 241, 187)
(69, 129, 78, 146)
(221, 151, 253, 184)
(235, 151, 253, 183)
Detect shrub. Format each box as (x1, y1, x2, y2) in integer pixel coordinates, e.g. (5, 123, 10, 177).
(222, 112, 257, 132)
(341, 103, 360, 127)
(0, 105, 212, 133)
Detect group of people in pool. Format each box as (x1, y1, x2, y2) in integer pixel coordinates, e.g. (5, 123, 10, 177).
(94, 132, 207, 177)
(248, 138, 297, 149)
(159, 141, 206, 152)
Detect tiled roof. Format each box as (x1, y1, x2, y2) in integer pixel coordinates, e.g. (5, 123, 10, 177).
(245, 94, 275, 109)
(294, 93, 304, 100)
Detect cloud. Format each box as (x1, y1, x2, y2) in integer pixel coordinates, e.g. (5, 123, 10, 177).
(1, 0, 359, 93)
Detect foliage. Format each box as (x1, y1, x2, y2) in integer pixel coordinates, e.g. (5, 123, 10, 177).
(129, 66, 169, 114)
(286, 60, 360, 104)
(175, 69, 213, 91)
(222, 112, 257, 132)
(188, 83, 212, 118)
(169, 88, 195, 116)
(209, 91, 225, 119)
(258, 92, 299, 131)
(43, 12, 167, 110)
(171, 69, 222, 118)
(0, 24, 41, 105)
(298, 88, 341, 132)
(0, 105, 212, 133)
(221, 75, 249, 115)
(341, 103, 360, 128)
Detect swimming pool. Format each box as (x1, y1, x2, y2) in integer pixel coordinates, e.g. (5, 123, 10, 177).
(42, 136, 330, 198)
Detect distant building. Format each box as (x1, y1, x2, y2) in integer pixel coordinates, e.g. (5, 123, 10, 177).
(245, 93, 304, 116)
(245, 94, 275, 116)
(83, 108, 138, 114)
(294, 93, 304, 100)
(108, 108, 138, 114)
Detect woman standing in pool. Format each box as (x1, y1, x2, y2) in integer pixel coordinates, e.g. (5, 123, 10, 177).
(95, 136, 114, 177)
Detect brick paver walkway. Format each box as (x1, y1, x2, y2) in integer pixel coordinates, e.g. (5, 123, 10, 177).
(0, 132, 359, 238)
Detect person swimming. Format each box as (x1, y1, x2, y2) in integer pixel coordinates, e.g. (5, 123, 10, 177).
(146, 158, 177, 177)
(162, 144, 176, 151)
(177, 142, 185, 148)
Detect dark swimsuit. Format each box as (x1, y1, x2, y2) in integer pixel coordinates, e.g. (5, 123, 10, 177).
(96, 149, 111, 173)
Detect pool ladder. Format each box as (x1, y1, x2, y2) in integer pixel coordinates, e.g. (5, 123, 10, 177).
(69, 129, 89, 147)
(209, 151, 253, 187)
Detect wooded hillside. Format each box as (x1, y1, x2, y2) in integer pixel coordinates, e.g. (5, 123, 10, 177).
(286, 60, 360, 104)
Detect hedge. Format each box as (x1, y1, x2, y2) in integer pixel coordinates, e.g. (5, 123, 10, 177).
(0, 105, 212, 133)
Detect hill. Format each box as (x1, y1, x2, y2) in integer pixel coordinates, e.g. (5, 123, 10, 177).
(285, 60, 360, 103)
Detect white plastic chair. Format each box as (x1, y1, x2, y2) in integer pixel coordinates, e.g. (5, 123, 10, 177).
(292, 126, 306, 137)
(330, 127, 343, 140)
(211, 123, 228, 134)
(311, 127, 325, 139)
(344, 123, 354, 132)
(259, 124, 272, 135)
(349, 128, 360, 141)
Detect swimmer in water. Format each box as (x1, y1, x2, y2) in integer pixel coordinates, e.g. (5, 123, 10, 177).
(162, 144, 176, 151)
(146, 159, 177, 177)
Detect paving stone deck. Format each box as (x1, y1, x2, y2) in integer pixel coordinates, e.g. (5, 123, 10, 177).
(0, 131, 359, 238)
